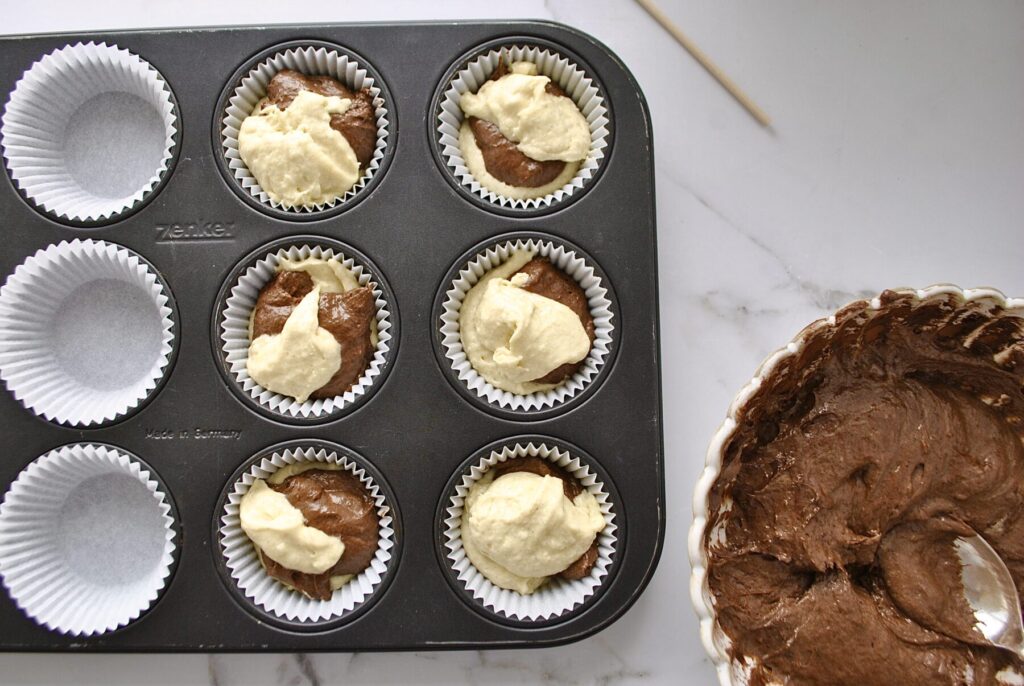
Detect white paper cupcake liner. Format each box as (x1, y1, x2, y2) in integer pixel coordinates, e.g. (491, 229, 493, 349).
(220, 445, 395, 624)
(689, 285, 1024, 686)
(1, 42, 178, 224)
(221, 44, 389, 213)
(0, 239, 176, 427)
(220, 243, 392, 419)
(443, 440, 617, 622)
(440, 237, 614, 412)
(0, 443, 177, 637)
(437, 44, 610, 210)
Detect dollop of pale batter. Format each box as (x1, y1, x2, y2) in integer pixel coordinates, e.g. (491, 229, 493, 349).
(705, 292, 1024, 686)
(239, 479, 344, 575)
(460, 62, 590, 162)
(462, 470, 605, 594)
(277, 256, 360, 294)
(238, 89, 360, 208)
(246, 287, 341, 402)
(458, 61, 589, 199)
(460, 251, 591, 395)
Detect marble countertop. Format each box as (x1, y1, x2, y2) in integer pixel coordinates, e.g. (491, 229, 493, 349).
(4, 1, 1023, 684)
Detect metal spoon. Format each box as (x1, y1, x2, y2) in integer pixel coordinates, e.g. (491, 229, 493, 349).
(956, 533, 1024, 659)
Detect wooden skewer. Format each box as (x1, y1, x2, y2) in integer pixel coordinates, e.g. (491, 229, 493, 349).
(634, 0, 772, 128)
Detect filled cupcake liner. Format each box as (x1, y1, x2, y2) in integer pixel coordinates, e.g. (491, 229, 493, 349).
(220, 445, 395, 624)
(437, 44, 610, 210)
(221, 45, 389, 213)
(443, 440, 617, 622)
(0, 443, 177, 637)
(0, 239, 175, 427)
(1, 42, 177, 224)
(688, 285, 1024, 686)
(440, 237, 614, 412)
(220, 243, 392, 419)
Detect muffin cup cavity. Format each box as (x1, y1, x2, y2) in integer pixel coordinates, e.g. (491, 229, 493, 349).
(218, 441, 397, 628)
(0, 239, 176, 427)
(437, 234, 616, 416)
(689, 285, 1024, 686)
(435, 41, 610, 212)
(1, 42, 178, 225)
(440, 438, 618, 624)
(219, 42, 390, 217)
(0, 443, 178, 637)
(217, 239, 395, 422)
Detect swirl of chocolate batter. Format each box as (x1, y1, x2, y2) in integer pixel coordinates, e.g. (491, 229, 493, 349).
(265, 69, 377, 167)
(705, 291, 1024, 686)
(493, 456, 599, 581)
(878, 518, 982, 645)
(467, 61, 571, 188)
(251, 270, 375, 399)
(258, 468, 379, 601)
(511, 257, 595, 385)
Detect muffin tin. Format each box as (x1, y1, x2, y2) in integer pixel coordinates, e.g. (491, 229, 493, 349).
(0, 21, 662, 650)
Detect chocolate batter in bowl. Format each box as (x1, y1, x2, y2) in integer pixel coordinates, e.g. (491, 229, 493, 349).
(689, 286, 1024, 686)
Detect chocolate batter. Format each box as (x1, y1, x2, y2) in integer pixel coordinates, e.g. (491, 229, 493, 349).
(879, 518, 981, 645)
(705, 291, 1024, 685)
(494, 457, 599, 581)
(265, 69, 376, 167)
(512, 258, 594, 385)
(468, 61, 571, 188)
(251, 269, 375, 399)
(259, 468, 379, 600)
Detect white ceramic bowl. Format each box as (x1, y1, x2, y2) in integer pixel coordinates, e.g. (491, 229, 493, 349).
(688, 284, 1024, 686)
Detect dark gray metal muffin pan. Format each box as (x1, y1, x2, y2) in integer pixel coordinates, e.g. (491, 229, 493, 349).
(0, 21, 662, 651)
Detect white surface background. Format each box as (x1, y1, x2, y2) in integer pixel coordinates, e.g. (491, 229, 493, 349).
(3, 1, 1024, 684)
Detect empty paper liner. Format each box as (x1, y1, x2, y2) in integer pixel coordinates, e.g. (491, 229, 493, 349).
(1, 41, 178, 224)
(0, 443, 177, 636)
(0, 239, 176, 427)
